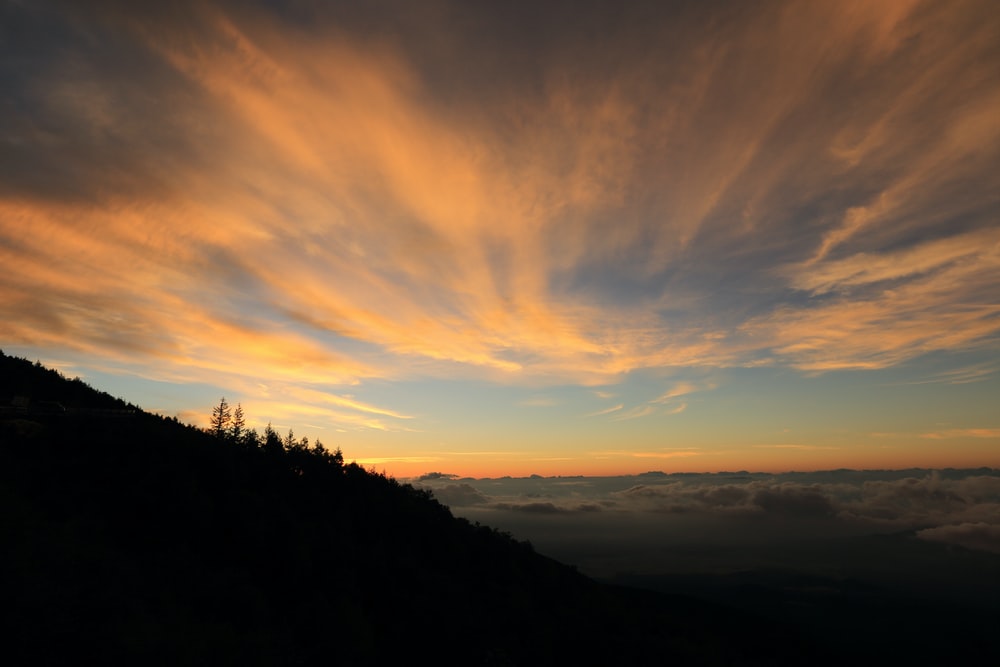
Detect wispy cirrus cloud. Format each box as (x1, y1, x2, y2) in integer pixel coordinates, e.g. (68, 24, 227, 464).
(752, 445, 840, 451)
(520, 395, 560, 408)
(652, 382, 703, 404)
(921, 429, 1000, 440)
(590, 449, 704, 461)
(626, 449, 702, 459)
(1, 0, 998, 451)
(585, 379, 709, 421)
(585, 403, 624, 418)
(611, 405, 659, 422)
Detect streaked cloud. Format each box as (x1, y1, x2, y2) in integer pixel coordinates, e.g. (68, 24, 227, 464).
(519, 395, 560, 408)
(1, 1, 998, 473)
(893, 361, 1000, 386)
(753, 445, 841, 451)
(652, 382, 705, 404)
(611, 405, 659, 422)
(353, 456, 444, 466)
(247, 399, 415, 433)
(626, 449, 701, 459)
(921, 429, 1000, 440)
(585, 403, 624, 418)
(591, 449, 704, 460)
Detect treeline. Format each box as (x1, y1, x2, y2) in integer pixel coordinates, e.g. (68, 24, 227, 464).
(206, 396, 345, 467)
(0, 351, 137, 411)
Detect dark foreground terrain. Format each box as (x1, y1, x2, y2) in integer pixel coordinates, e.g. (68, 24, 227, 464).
(3, 350, 985, 665)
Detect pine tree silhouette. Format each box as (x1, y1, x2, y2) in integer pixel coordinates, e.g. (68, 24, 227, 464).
(231, 403, 246, 442)
(210, 397, 231, 438)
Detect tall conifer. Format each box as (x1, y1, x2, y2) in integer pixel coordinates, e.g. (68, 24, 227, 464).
(210, 397, 231, 438)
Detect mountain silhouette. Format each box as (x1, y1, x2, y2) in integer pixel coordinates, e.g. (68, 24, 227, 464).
(2, 350, 828, 666)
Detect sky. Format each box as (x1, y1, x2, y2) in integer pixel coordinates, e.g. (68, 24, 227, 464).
(2, 0, 998, 478)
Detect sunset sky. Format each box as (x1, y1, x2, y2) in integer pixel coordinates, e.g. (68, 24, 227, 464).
(2, 0, 998, 477)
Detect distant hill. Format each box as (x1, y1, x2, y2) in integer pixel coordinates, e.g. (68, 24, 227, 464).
(1, 351, 829, 665)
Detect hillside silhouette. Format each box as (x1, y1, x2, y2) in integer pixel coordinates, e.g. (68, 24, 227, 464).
(1, 351, 827, 666)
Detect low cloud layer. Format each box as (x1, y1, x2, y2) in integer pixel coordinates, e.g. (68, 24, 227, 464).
(916, 522, 1000, 554)
(416, 468, 1000, 577)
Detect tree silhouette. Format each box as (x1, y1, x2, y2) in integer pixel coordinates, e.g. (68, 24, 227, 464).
(210, 397, 231, 438)
(231, 403, 246, 443)
(263, 421, 283, 454)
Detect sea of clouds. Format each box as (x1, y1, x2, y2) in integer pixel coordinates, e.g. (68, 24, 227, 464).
(412, 468, 1000, 582)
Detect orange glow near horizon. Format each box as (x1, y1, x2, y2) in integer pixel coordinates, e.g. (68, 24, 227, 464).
(349, 433, 1000, 481)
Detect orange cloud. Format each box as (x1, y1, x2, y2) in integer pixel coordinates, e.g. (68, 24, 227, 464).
(746, 228, 1000, 371)
(921, 429, 1000, 440)
(585, 404, 624, 418)
(2, 0, 997, 410)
